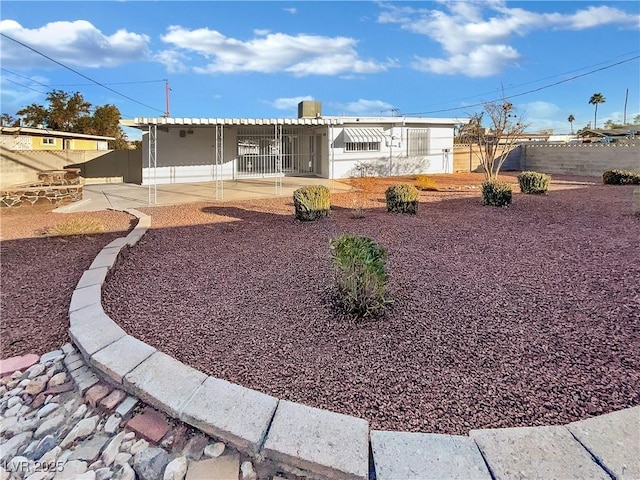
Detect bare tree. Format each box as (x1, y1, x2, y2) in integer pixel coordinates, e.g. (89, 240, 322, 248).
(469, 100, 528, 181)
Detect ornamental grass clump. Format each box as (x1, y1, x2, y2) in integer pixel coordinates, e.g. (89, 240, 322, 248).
(385, 184, 419, 214)
(293, 185, 331, 221)
(414, 175, 439, 191)
(517, 171, 551, 194)
(45, 218, 105, 236)
(482, 181, 512, 207)
(330, 234, 390, 319)
(602, 170, 640, 185)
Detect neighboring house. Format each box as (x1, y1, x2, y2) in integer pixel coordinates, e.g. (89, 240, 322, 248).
(0, 126, 114, 151)
(577, 128, 639, 144)
(123, 102, 463, 185)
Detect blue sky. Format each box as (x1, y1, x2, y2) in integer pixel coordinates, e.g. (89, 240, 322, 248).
(1, 1, 639, 140)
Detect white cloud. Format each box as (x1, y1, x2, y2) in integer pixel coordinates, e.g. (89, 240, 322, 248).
(0, 19, 150, 69)
(159, 26, 394, 76)
(522, 101, 561, 118)
(154, 49, 188, 73)
(330, 99, 394, 116)
(378, 2, 639, 77)
(412, 44, 520, 77)
(283, 7, 297, 14)
(271, 96, 314, 110)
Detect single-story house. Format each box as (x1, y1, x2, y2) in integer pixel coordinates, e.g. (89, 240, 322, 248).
(0, 126, 114, 151)
(123, 102, 464, 185)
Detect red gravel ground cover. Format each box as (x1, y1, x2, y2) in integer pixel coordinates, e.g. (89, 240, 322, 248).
(1, 207, 134, 357)
(100, 174, 640, 434)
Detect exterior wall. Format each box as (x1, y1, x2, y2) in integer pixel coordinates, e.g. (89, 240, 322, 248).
(68, 150, 142, 185)
(72, 139, 99, 150)
(1, 134, 104, 152)
(0, 145, 113, 188)
(328, 125, 453, 179)
(140, 122, 456, 183)
(522, 144, 640, 176)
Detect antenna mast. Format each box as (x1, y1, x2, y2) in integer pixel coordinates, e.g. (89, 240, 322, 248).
(164, 79, 171, 118)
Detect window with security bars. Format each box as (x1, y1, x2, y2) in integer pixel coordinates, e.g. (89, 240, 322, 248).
(345, 141, 380, 152)
(407, 129, 429, 156)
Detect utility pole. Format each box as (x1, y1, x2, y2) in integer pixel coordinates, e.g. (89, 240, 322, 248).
(623, 88, 628, 125)
(164, 79, 171, 118)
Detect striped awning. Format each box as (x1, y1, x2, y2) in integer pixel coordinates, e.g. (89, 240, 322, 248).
(343, 128, 387, 143)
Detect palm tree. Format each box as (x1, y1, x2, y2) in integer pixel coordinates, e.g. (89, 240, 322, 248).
(567, 114, 575, 134)
(588, 93, 606, 129)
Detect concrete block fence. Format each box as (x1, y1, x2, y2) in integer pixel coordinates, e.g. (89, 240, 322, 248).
(68, 208, 640, 480)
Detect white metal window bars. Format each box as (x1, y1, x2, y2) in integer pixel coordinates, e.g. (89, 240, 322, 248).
(147, 124, 157, 205)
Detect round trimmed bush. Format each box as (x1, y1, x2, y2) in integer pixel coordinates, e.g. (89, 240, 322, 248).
(385, 184, 419, 214)
(518, 171, 551, 194)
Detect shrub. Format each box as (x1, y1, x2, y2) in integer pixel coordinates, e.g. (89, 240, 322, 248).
(330, 234, 390, 319)
(481, 181, 512, 207)
(293, 185, 331, 221)
(414, 175, 439, 191)
(45, 218, 105, 236)
(517, 171, 551, 194)
(634, 189, 640, 216)
(602, 170, 640, 185)
(385, 184, 419, 214)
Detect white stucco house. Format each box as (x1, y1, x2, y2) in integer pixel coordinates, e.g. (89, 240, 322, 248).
(123, 102, 463, 185)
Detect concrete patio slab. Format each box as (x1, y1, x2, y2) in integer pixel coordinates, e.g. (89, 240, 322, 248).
(567, 406, 640, 480)
(370, 430, 491, 480)
(470, 425, 609, 480)
(123, 352, 207, 418)
(262, 400, 369, 480)
(90, 335, 155, 383)
(179, 376, 278, 455)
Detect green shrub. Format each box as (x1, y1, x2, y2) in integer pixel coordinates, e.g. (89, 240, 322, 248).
(518, 171, 551, 194)
(414, 175, 439, 191)
(482, 181, 512, 207)
(293, 185, 331, 221)
(385, 184, 419, 214)
(602, 170, 640, 185)
(330, 234, 390, 319)
(45, 218, 105, 236)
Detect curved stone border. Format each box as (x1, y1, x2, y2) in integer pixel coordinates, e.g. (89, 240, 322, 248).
(68, 208, 640, 480)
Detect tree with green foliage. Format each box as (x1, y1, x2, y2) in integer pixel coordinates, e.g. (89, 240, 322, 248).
(0, 113, 19, 126)
(15, 90, 129, 149)
(588, 93, 606, 129)
(567, 114, 575, 134)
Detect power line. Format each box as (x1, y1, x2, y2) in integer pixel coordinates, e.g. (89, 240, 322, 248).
(1, 68, 165, 88)
(0, 33, 165, 115)
(403, 55, 640, 116)
(3, 77, 49, 96)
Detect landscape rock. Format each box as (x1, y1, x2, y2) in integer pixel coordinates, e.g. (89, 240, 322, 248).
(60, 415, 99, 448)
(102, 431, 126, 467)
(203, 442, 225, 458)
(163, 456, 187, 480)
(34, 414, 65, 439)
(26, 435, 57, 461)
(130, 439, 149, 456)
(241, 461, 257, 480)
(104, 413, 122, 434)
(53, 459, 88, 480)
(49, 372, 67, 387)
(36, 402, 59, 420)
(0, 431, 33, 462)
(133, 447, 170, 480)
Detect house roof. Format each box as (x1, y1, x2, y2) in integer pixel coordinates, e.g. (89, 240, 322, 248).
(0, 126, 115, 141)
(123, 116, 465, 129)
(577, 128, 637, 137)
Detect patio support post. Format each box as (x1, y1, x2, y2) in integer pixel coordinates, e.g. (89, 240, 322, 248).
(148, 124, 157, 205)
(215, 124, 224, 201)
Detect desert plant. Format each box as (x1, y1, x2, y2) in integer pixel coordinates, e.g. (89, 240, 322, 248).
(385, 184, 419, 214)
(517, 171, 551, 194)
(292, 185, 331, 221)
(414, 175, 439, 191)
(330, 234, 390, 318)
(45, 218, 105, 236)
(602, 170, 640, 185)
(482, 181, 512, 207)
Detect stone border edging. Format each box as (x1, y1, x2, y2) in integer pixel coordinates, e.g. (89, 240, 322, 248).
(68, 208, 640, 480)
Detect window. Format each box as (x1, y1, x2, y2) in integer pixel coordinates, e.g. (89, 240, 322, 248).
(345, 141, 380, 152)
(42, 137, 56, 145)
(407, 129, 429, 156)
